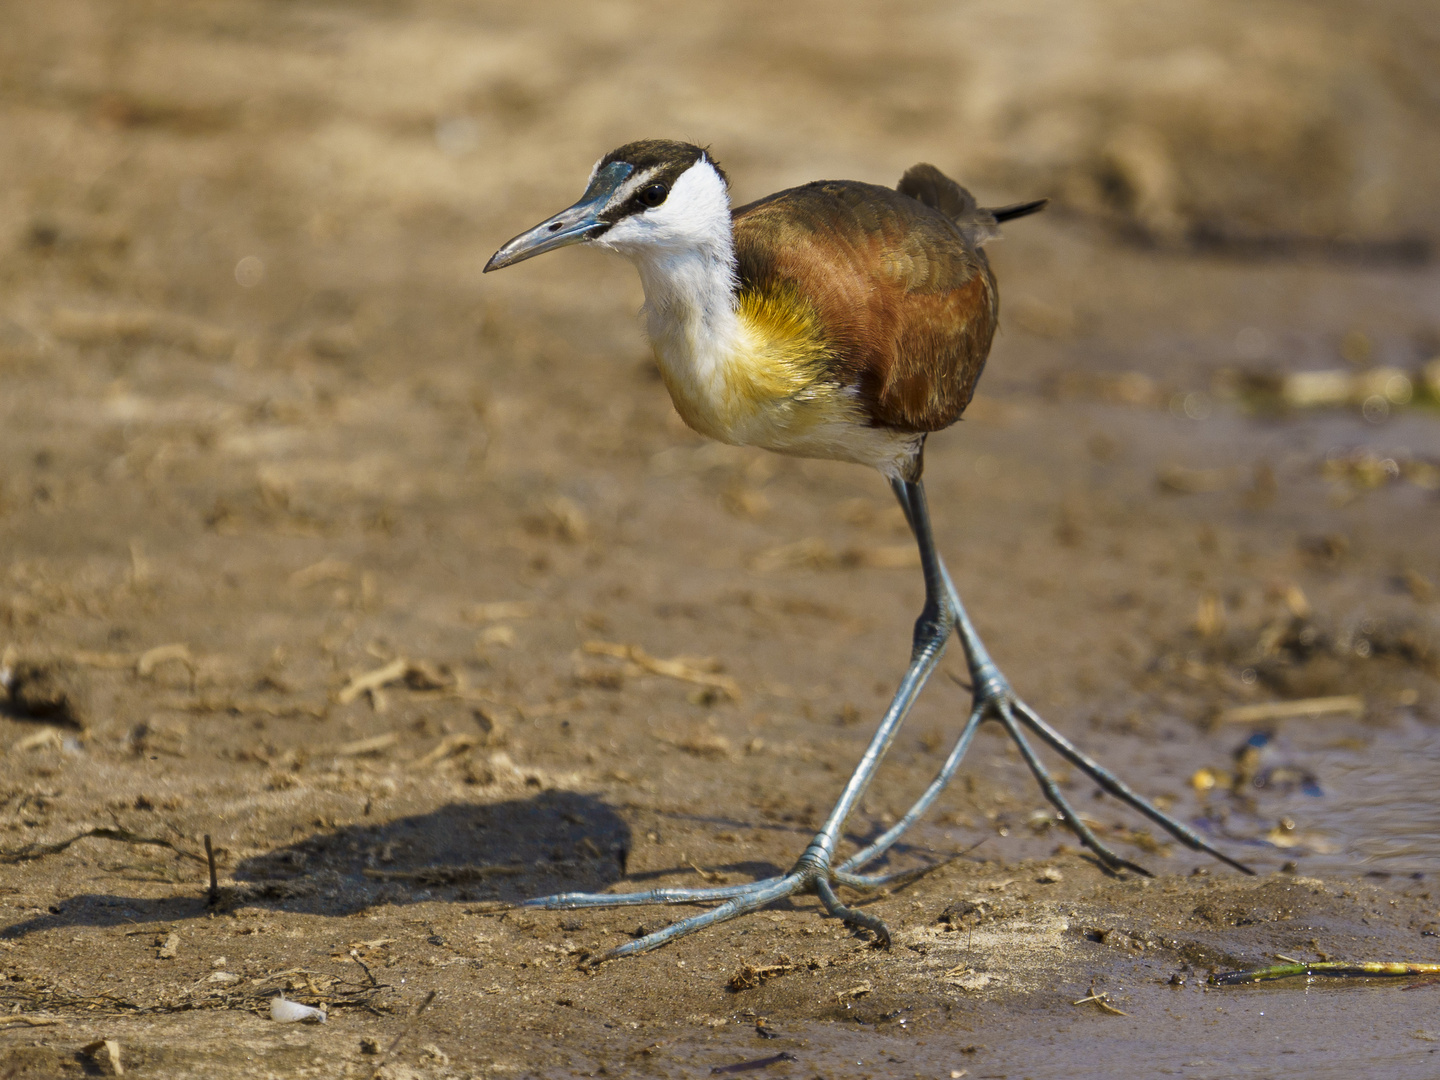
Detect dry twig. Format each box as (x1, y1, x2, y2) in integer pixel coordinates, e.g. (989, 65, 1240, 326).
(1219, 695, 1364, 724)
(582, 641, 739, 700)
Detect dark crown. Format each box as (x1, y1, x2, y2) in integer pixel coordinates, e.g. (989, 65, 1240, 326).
(592, 140, 728, 224)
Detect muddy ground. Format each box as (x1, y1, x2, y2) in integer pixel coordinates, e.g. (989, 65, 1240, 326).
(2, 2, 1440, 1078)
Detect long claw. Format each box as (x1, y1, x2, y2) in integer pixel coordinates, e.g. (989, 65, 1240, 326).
(1009, 699, 1256, 876)
(594, 875, 803, 962)
(833, 857, 952, 892)
(816, 876, 891, 948)
(521, 881, 769, 909)
(994, 701, 1153, 877)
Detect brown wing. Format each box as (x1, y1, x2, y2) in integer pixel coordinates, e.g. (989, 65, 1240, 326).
(732, 178, 997, 433)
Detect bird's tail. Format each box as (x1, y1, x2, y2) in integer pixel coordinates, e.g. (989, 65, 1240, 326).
(989, 199, 1049, 223)
(897, 163, 1047, 246)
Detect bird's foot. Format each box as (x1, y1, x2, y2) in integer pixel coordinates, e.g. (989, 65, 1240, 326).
(952, 660, 1254, 879)
(514, 657, 1248, 963)
(519, 853, 945, 964)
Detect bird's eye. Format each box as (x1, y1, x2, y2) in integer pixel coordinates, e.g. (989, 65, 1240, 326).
(637, 183, 669, 208)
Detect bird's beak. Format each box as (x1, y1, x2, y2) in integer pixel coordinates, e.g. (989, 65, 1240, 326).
(484, 161, 634, 272)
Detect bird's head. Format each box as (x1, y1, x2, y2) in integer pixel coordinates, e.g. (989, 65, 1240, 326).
(485, 140, 731, 273)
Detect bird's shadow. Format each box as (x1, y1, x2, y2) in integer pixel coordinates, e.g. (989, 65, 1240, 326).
(1, 790, 631, 940)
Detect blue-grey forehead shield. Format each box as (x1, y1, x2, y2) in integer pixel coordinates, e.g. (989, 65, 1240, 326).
(484, 161, 634, 272)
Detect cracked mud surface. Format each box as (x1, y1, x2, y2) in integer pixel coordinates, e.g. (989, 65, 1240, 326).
(1, 1, 1439, 1077)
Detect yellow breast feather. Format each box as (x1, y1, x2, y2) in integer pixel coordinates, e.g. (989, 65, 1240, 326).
(656, 283, 853, 442)
(732, 284, 833, 403)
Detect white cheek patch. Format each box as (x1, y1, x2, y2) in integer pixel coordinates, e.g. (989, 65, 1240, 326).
(601, 161, 732, 253)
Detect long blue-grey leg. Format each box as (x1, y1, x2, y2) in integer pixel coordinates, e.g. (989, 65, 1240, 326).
(785, 479, 953, 876)
(514, 470, 1253, 962)
(836, 700, 983, 881)
(560, 535, 954, 956)
(822, 479, 989, 894)
(738, 478, 957, 942)
(835, 477, 1129, 887)
(822, 478, 999, 891)
(784, 634, 948, 869)
(515, 476, 958, 952)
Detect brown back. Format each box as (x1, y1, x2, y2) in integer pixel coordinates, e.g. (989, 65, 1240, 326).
(732, 176, 998, 434)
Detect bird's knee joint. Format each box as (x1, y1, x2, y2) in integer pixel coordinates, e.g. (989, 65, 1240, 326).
(911, 605, 954, 655)
(971, 667, 1009, 703)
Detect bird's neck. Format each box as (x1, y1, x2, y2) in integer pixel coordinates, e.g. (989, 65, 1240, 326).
(631, 232, 742, 369)
(595, 158, 746, 399)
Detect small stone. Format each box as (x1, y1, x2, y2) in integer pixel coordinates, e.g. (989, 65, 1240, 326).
(270, 997, 326, 1023)
(1037, 866, 1064, 884)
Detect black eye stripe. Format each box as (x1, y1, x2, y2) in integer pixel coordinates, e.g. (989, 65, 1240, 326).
(637, 183, 669, 209)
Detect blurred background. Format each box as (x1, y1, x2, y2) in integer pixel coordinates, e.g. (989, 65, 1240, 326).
(2, 2, 1440, 1077)
(1, 0, 1439, 1050)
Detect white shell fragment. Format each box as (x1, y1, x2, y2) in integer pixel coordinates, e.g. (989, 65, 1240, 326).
(270, 996, 327, 1024)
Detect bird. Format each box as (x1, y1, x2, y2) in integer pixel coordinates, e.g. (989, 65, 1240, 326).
(484, 139, 1251, 961)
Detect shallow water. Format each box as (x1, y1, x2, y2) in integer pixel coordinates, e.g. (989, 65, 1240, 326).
(657, 975, 1440, 1080)
(1239, 714, 1440, 877)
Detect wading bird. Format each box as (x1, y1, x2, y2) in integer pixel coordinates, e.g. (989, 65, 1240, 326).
(485, 140, 1250, 961)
